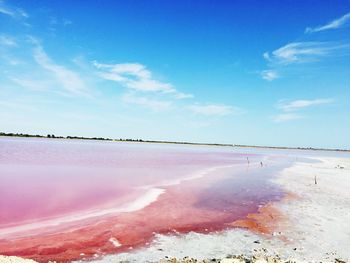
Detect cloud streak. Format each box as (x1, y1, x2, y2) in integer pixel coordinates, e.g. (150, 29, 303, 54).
(277, 98, 334, 112)
(305, 12, 350, 33)
(122, 93, 172, 111)
(188, 103, 238, 116)
(273, 98, 333, 122)
(261, 69, 279, 81)
(33, 45, 88, 96)
(261, 41, 350, 81)
(0, 1, 27, 18)
(10, 77, 51, 91)
(264, 42, 333, 65)
(93, 61, 192, 99)
(0, 35, 17, 46)
(273, 113, 303, 123)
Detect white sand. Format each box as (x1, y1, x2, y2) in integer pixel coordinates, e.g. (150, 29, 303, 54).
(271, 156, 350, 261)
(88, 155, 350, 263)
(0, 256, 37, 263)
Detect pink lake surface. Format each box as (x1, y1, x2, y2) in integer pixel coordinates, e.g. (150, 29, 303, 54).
(0, 137, 290, 262)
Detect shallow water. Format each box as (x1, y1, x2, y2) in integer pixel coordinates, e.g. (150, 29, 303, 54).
(0, 137, 290, 262)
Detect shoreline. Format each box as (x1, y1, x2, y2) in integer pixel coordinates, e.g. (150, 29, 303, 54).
(1, 255, 348, 263)
(1, 133, 349, 152)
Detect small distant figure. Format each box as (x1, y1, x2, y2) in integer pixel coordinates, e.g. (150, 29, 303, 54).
(314, 175, 317, 185)
(247, 157, 250, 165)
(260, 161, 263, 167)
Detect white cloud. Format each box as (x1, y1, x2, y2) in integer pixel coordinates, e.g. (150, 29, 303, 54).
(1, 55, 22, 65)
(10, 77, 51, 91)
(127, 78, 174, 93)
(261, 70, 279, 81)
(33, 45, 88, 96)
(93, 61, 192, 99)
(63, 19, 73, 26)
(305, 12, 350, 33)
(0, 6, 13, 17)
(0, 35, 17, 46)
(263, 52, 270, 61)
(262, 41, 350, 81)
(188, 103, 238, 116)
(277, 98, 334, 112)
(273, 98, 334, 123)
(0, 1, 27, 18)
(264, 42, 331, 64)
(17, 8, 28, 18)
(174, 92, 193, 99)
(122, 93, 172, 111)
(49, 17, 73, 30)
(273, 113, 303, 123)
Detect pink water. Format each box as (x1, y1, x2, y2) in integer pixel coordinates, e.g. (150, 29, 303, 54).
(0, 137, 288, 262)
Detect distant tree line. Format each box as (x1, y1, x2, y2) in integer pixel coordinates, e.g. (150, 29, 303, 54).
(0, 131, 235, 147)
(0, 132, 112, 141)
(0, 132, 44, 138)
(1, 132, 348, 151)
(119, 138, 144, 142)
(234, 144, 349, 152)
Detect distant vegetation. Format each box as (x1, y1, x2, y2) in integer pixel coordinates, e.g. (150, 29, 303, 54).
(0, 132, 112, 141)
(234, 144, 350, 152)
(1, 132, 348, 151)
(0, 132, 232, 147)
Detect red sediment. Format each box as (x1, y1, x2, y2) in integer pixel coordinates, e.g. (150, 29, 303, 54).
(230, 203, 284, 234)
(230, 192, 297, 235)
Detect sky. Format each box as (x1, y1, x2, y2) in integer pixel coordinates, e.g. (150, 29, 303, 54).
(1, 0, 350, 149)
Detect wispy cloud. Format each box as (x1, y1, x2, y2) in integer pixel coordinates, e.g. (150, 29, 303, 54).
(10, 77, 51, 91)
(273, 113, 303, 123)
(273, 98, 333, 122)
(33, 45, 89, 96)
(264, 42, 332, 65)
(305, 12, 350, 33)
(277, 98, 334, 112)
(0, 1, 27, 18)
(122, 93, 172, 111)
(0, 35, 17, 46)
(261, 41, 350, 80)
(63, 19, 73, 26)
(261, 69, 279, 81)
(188, 103, 238, 116)
(0, 5, 14, 17)
(1, 55, 22, 65)
(0, 100, 36, 111)
(93, 61, 192, 99)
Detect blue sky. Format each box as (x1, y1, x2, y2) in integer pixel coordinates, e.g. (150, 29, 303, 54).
(1, 0, 350, 148)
